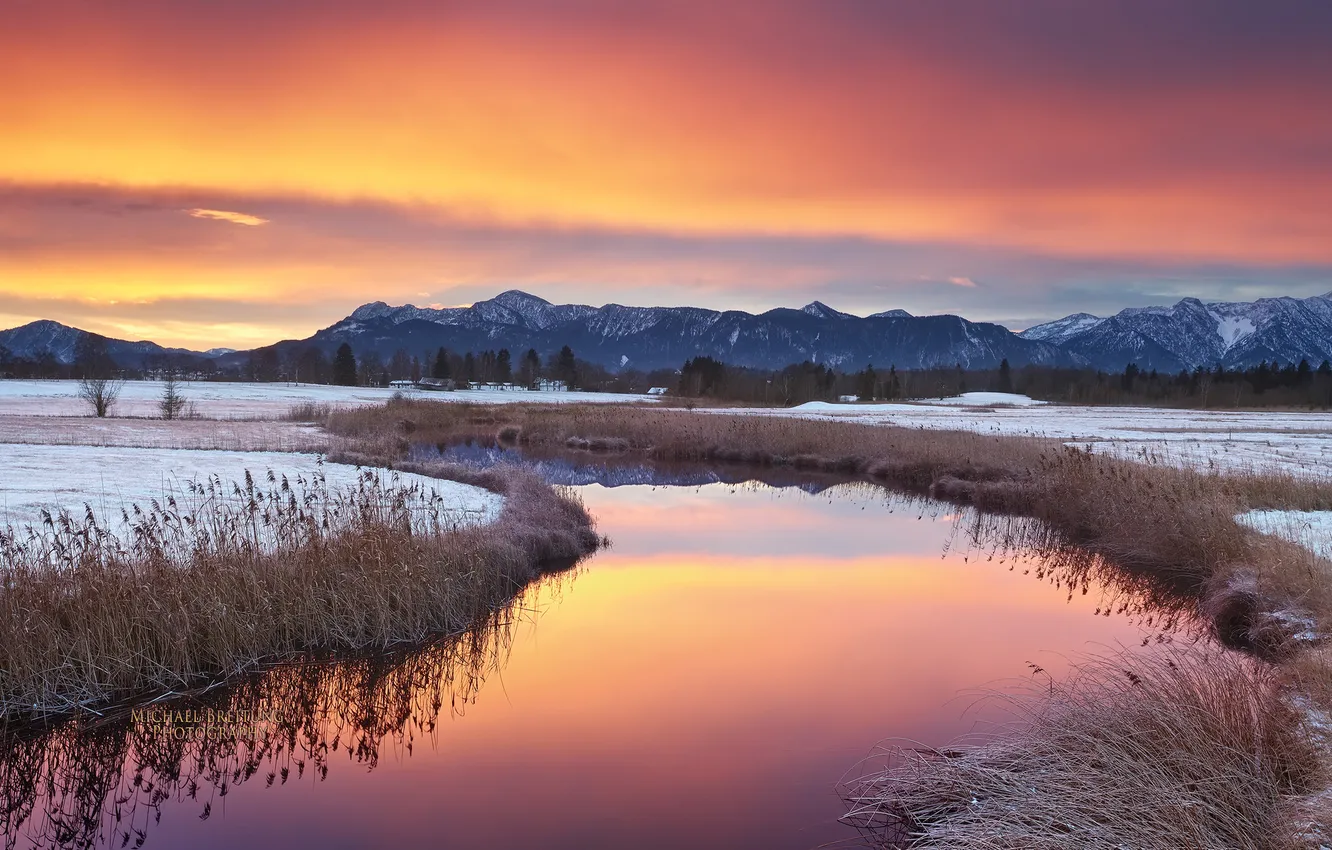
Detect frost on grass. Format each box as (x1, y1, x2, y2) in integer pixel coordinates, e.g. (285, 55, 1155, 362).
(0, 443, 502, 546)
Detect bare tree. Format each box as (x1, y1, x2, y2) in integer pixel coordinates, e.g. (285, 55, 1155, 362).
(78, 376, 124, 418)
(160, 374, 187, 420)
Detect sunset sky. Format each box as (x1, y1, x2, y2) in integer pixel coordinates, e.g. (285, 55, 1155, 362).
(3, 0, 1331, 349)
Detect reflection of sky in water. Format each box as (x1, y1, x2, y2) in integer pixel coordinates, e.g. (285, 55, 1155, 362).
(29, 482, 1162, 850)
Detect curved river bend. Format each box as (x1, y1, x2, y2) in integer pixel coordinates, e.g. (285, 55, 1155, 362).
(2, 479, 1181, 850)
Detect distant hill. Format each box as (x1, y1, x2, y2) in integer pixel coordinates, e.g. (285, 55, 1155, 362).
(0, 320, 213, 369)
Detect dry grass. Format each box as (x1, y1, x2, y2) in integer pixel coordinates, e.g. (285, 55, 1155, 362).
(0, 461, 598, 718)
(841, 650, 1323, 849)
(282, 401, 335, 423)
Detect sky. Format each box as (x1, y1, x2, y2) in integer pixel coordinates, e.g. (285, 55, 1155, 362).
(3, 0, 1331, 349)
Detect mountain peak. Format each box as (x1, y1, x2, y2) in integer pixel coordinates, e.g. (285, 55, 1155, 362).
(348, 301, 395, 321)
(868, 308, 913, 319)
(490, 290, 552, 308)
(801, 301, 855, 320)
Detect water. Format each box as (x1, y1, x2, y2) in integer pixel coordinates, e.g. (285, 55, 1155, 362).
(1, 481, 1182, 849)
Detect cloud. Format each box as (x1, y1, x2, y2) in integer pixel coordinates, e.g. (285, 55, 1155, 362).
(1, 182, 1330, 348)
(187, 208, 269, 226)
(3, 2, 1331, 266)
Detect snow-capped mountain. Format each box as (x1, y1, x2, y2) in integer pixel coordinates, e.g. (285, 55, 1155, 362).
(0, 320, 212, 367)
(11, 289, 1324, 376)
(800, 301, 856, 320)
(1020, 293, 1332, 371)
(279, 290, 1076, 371)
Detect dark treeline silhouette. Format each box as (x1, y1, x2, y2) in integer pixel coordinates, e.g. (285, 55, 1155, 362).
(673, 356, 1332, 408)
(241, 342, 593, 390)
(6, 332, 1330, 408)
(0, 333, 220, 381)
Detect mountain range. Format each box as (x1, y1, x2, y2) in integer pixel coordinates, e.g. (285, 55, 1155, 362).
(1020, 292, 1332, 372)
(255, 290, 1070, 372)
(2, 290, 1330, 374)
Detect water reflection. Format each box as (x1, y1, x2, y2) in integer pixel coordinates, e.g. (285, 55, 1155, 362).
(412, 440, 855, 492)
(0, 586, 560, 850)
(1, 481, 1195, 850)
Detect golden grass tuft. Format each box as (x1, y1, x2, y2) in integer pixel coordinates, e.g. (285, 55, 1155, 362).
(842, 649, 1323, 849)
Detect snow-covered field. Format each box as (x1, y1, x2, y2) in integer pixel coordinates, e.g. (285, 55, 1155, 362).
(1237, 510, 1332, 561)
(0, 379, 657, 418)
(0, 416, 325, 451)
(0, 444, 503, 532)
(719, 395, 1332, 479)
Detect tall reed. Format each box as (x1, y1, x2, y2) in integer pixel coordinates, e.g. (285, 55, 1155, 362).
(0, 462, 598, 718)
(841, 649, 1322, 849)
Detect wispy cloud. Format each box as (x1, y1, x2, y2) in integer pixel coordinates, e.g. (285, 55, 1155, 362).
(947, 276, 978, 288)
(188, 208, 269, 226)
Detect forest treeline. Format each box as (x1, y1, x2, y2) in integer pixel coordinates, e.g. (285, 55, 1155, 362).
(3, 331, 1331, 408)
(672, 355, 1332, 408)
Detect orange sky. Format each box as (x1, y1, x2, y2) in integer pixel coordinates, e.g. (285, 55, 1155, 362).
(3, 1, 1331, 347)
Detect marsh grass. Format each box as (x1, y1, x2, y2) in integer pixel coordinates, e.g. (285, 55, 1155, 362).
(0, 462, 598, 718)
(282, 401, 335, 423)
(840, 649, 1323, 849)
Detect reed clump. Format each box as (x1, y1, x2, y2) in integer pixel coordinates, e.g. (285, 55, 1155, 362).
(841, 649, 1323, 849)
(0, 462, 598, 718)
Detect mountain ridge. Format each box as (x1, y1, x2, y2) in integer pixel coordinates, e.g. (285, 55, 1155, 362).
(1021, 292, 1332, 371)
(4, 290, 1331, 374)
(288, 289, 1076, 372)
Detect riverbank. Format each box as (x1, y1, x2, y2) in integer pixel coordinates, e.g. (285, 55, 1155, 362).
(0, 460, 599, 718)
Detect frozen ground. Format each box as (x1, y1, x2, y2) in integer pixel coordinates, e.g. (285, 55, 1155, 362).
(0, 444, 503, 532)
(0, 379, 657, 418)
(1236, 511, 1332, 561)
(911, 391, 1048, 407)
(0, 416, 325, 451)
(717, 396, 1332, 479)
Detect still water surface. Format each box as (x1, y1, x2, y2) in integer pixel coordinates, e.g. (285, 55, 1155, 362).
(5, 481, 1174, 849)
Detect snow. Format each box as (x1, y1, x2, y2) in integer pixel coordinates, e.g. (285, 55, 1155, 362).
(1213, 314, 1256, 349)
(0, 416, 325, 451)
(793, 392, 1044, 410)
(1236, 510, 1332, 560)
(718, 402, 1332, 479)
(0, 444, 504, 532)
(1019, 313, 1104, 344)
(913, 392, 1047, 407)
(0, 380, 658, 418)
